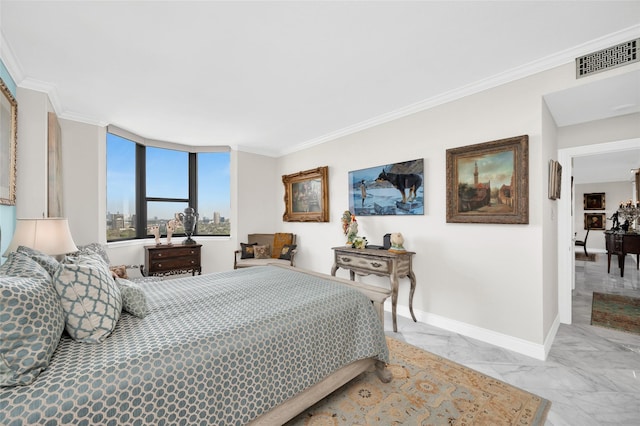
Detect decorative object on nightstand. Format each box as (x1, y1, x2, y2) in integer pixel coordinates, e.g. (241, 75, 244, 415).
(177, 207, 198, 245)
(166, 220, 177, 245)
(149, 225, 161, 245)
(389, 232, 406, 253)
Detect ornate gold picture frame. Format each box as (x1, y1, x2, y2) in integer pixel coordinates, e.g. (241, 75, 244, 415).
(446, 135, 529, 224)
(283, 166, 329, 222)
(0, 77, 17, 206)
(583, 192, 605, 210)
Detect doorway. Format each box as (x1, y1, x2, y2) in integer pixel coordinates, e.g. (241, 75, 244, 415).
(558, 138, 640, 324)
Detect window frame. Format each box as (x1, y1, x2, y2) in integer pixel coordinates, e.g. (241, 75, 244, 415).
(107, 126, 229, 242)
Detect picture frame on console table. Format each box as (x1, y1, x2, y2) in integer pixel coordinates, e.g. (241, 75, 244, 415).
(282, 166, 329, 222)
(446, 135, 529, 224)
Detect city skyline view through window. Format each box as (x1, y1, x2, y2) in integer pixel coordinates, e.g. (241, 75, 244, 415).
(106, 133, 231, 240)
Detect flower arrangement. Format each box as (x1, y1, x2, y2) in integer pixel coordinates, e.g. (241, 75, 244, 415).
(352, 236, 368, 249)
(341, 210, 367, 248)
(618, 200, 640, 232)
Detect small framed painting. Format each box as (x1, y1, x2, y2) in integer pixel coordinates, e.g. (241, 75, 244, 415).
(583, 192, 605, 210)
(584, 212, 606, 230)
(548, 160, 562, 200)
(282, 166, 329, 222)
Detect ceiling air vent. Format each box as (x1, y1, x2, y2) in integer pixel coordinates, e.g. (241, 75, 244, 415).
(576, 38, 639, 78)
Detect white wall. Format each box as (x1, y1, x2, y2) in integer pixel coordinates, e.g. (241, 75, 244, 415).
(12, 59, 640, 360)
(574, 181, 632, 252)
(541, 100, 560, 343)
(277, 66, 568, 355)
(275, 62, 639, 358)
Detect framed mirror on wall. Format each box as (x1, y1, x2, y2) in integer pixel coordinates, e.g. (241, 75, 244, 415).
(0, 76, 17, 206)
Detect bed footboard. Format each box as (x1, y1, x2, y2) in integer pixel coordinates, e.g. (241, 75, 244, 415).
(271, 264, 391, 323)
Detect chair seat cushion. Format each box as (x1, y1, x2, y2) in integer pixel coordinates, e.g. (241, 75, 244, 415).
(234, 258, 292, 268)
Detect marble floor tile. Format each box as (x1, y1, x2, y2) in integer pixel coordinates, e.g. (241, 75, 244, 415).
(385, 252, 640, 425)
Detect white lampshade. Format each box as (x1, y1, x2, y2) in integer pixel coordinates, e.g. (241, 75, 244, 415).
(3, 218, 78, 257)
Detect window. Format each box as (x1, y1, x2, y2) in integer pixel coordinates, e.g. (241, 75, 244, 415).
(106, 130, 230, 242)
(106, 133, 136, 240)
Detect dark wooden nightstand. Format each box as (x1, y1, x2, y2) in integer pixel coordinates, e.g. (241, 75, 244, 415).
(143, 244, 202, 277)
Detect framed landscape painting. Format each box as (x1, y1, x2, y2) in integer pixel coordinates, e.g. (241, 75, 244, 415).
(282, 166, 329, 222)
(348, 158, 424, 216)
(446, 135, 529, 224)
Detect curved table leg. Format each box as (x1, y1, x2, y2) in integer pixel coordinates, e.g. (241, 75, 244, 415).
(408, 271, 417, 323)
(390, 276, 399, 332)
(330, 263, 338, 276)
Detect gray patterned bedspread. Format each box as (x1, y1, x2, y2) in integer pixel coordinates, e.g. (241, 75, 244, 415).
(1, 266, 388, 425)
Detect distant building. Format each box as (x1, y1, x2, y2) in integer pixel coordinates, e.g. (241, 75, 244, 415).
(213, 212, 220, 224)
(111, 213, 124, 230)
(498, 174, 514, 207)
(459, 162, 491, 212)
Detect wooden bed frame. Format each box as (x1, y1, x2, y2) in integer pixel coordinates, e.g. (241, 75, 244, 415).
(249, 264, 393, 425)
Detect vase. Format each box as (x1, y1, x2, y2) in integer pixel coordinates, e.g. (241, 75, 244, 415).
(178, 207, 198, 245)
(618, 205, 639, 233)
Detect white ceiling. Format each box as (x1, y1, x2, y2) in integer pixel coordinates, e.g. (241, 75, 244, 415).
(1, 1, 640, 158)
(544, 69, 640, 184)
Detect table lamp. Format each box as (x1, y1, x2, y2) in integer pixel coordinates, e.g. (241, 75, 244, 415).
(3, 218, 78, 259)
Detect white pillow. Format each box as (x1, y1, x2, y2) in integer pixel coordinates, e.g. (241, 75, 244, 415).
(53, 254, 122, 343)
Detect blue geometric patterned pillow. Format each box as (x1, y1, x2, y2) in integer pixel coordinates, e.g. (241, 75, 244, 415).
(0, 255, 65, 387)
(116, 278, 149, 318)
(0, 251, 52, 281)
(53, 255, 122, 343)
(16, 245, 60, 277)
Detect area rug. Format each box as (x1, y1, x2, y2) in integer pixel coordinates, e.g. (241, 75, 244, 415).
(575, 252, 597, 262)
(286, 337, 551, 425)
(591, 292, 640, 335)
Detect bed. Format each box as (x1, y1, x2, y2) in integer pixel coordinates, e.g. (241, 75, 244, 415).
(1, 252, 391, 426)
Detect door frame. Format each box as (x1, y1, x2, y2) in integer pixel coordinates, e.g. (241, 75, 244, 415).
(558, 138, 640, 324)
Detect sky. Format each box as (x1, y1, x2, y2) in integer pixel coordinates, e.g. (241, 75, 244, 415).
(457, 150, 514, 188)
(106, 133, 230, 220)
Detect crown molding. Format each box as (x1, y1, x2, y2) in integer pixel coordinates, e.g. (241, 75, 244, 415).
(3, 21, 640, 156)
(0, 30, 24, 84)
(282, 24, 640, 157)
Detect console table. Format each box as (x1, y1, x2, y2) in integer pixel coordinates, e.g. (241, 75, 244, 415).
(331, 246, 416, 332)
(604, 231, 640, 277)
(143, 244, 202, 277)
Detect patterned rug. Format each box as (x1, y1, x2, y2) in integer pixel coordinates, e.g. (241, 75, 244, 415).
(287, 337, 551, 425)
(591, 292, 640, 335)
(575, 252, 597, 262)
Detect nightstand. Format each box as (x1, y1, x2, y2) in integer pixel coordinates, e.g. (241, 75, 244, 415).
(143, 244, 202, 277)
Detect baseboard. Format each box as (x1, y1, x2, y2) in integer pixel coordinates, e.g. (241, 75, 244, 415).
(387, 305, 550, 361)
